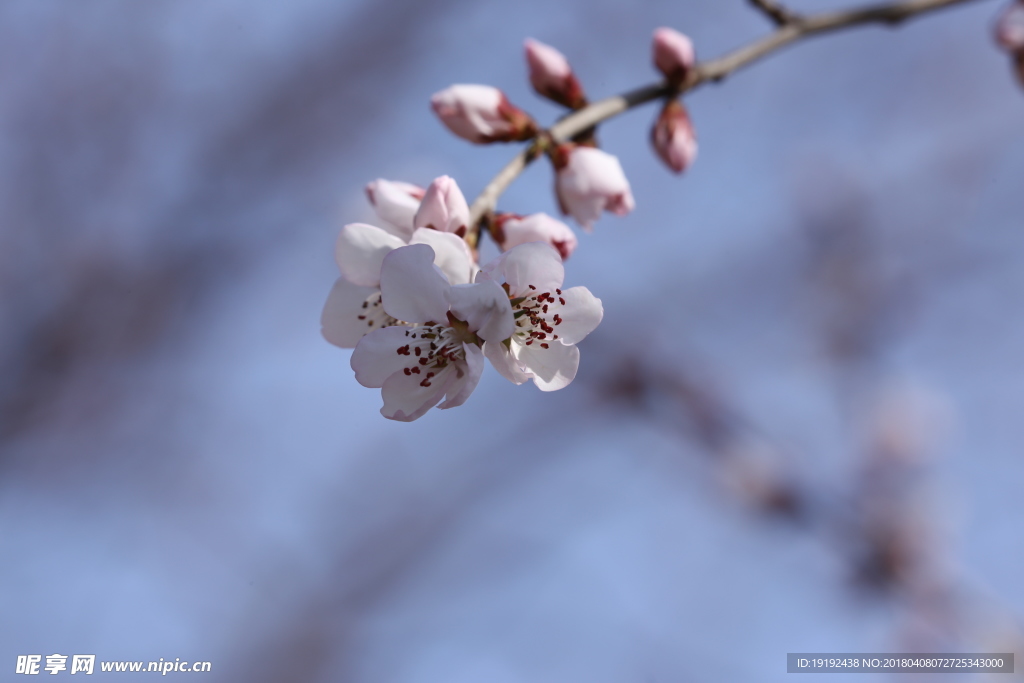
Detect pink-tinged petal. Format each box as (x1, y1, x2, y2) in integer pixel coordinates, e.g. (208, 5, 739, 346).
(438, 343, 484, 409)
(553, 286, 603, 344)
(380, 363, 457, 422)
(483, 241, 564, 297)
(413, 176, 471, 235)
(495, 213, 578, 261)
(335, 223, 405, 287)
(525, 38, 571, 81)
(514, 340, 580, 392)
(350, 326, 415, 388)
(653, 27, 695, 83)
(430, 84, 503, 142)
(365, 179, 424, 240)
(410, 228, 475, 285)
(555, 147, 634, 229)
(449, 281, 515, 343)
(484, 340, 531, 385)
(321, 277, 381, 348)
(429, 85, 535, 144)
(524, 39, 586, 109)
(379, 244, 451, 324)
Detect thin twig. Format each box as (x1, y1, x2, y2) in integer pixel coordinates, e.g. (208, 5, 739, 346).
(749, 0, 802, 26)
(466, 0, 990, 237)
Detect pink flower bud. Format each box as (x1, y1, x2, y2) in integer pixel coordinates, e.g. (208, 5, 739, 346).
(554, 146, 635, 230)
(651, 100, 698, 174)
(430, 84, 537, 144)
(413, 175, 471, 236)
(365, 179, 425, 240)
(995, 1, 1024, 52)
(492, 212, 578, 260)
(524, 38, 587, 109)
(653, 27, 696, 85)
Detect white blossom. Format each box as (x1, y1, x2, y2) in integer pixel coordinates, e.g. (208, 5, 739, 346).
(351, 244, 513, 421)
(478, 242, 603, 391)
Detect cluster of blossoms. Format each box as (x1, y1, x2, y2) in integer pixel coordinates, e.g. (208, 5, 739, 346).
(322, 28, 698, 421)
(996, 0, 1024, 85)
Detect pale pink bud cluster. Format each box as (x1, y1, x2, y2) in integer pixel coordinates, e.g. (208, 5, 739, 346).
(524, 38, 587, 109)
(653, 27, 696, 85)
(996, 1, 1024, 52)
(431, 84, 537, 144)
(554, 146, 635, 230)
(651, 100, 698, 174)
(492, 213, 578, 260)
(413, 175, 471, 236)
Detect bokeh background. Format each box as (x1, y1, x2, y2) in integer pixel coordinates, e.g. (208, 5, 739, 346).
(1, 0, 1022, 680)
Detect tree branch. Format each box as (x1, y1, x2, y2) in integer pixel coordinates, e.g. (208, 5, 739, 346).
(466, 0, 991, 237)
(748, 0, 802, 27)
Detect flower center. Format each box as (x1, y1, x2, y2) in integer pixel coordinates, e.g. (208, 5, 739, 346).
(356, 291, 401, 331)
(395, 325, 466, 388)
(511, 285, 566, 349)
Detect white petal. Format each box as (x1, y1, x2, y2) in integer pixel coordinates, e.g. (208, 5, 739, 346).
(366, 179, 423, 241)
(321, 278, 380, 348)
(514, 341, 580, 392)
(335, 223, 405, 287)
(379, 244, 451, 324)
(553, 286, 603, 345)
(484, 340, 531, 385)
(488, 241, 564, 297)
(438, 343, 484, 409)
(449, 281, 514, 343)
(350, 326, 415, 388)
(499, 213, 578, 260)
(410, 228, 474, 285)
(380, 364, 457, 422)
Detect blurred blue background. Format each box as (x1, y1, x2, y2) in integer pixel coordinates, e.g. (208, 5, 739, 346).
(1, 0, 1022, 680)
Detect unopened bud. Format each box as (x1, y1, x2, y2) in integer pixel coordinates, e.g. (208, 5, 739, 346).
(651, 99, 698, 174)
(492, 212, 578, 260)
(365, 179, 425, 240)
(524, 38, 587, 109)
(430, 84, 538, 144)
(413, 175, 471, 237)
(653, 27, 696, 86)
(554, 146, 635, 230)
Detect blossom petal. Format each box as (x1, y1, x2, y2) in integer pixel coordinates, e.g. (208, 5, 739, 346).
(335, 223, 405, 287)
(366, 179, 424, 241)
(480, 241, 564, 297)
(379, 244, 451, 324)
(449, 281, 514, 343)
(484, 340, 531, 385)
(380, 364, 457, 421)
(438, 343, 484, 409)
(410, 228, 474, 285)
(514, 340, 580, 392)
(321, 277, 380, 348)
(497, 213, 578, 260)
(350, 326, 415, 388)
(553, 286, 603, 344)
